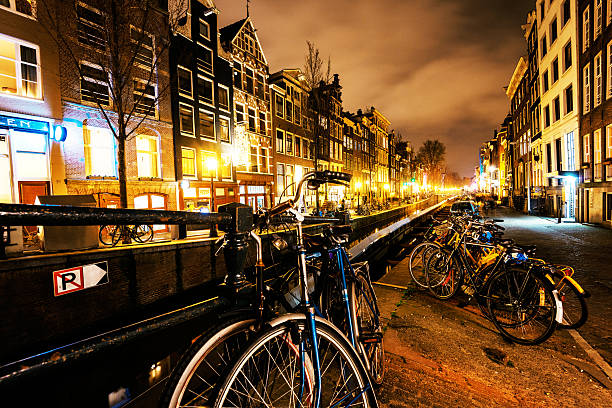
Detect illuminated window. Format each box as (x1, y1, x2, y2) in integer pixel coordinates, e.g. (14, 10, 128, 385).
(595, 0, 603, 39)
(0, 35, 40, 98)
(584, 64, 591, 113)
(11, 130, 48, 179)
(286, 132, 293, 155)
(219, 117, 230, 143)
(83, 127, 116, 177)
(583, 133, 591, 163)
(276, 163, 285, 195)
(136, 134, 159, 178)
(221, 153, 232, 179)
(595, 52, 603, 106)
(607, 40, 612, 98)
(584, 7, 591, 51)
(181, 147, 196, 178)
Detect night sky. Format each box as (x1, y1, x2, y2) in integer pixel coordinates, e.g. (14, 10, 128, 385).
(215, 0, 534, 177)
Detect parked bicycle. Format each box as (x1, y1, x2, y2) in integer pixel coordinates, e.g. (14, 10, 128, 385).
(161, 170, 380, 408)
(98, 224, 154, 246)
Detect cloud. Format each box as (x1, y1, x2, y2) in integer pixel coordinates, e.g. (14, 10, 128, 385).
(215, 0, 533, 176)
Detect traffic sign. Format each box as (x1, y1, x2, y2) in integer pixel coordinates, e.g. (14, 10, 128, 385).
(53, 262, 109, 296)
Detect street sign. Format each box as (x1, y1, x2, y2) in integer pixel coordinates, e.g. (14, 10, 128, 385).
(53, 262, 109, 297)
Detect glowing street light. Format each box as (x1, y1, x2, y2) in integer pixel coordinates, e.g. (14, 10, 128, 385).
(355, 181, 362, 209)
(206, 157, 218, 237)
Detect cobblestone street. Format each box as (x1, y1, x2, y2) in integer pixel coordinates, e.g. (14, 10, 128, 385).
(374, 207, 612, 407)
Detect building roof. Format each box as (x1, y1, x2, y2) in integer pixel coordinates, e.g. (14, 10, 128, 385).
(220, 18, 247, 44)
(506, 56, 528, 99)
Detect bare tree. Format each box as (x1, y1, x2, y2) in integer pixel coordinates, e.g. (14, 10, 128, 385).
(303, 41, 332, 211)
(36, 0, 188, 209)
(415, 139, 446, 187)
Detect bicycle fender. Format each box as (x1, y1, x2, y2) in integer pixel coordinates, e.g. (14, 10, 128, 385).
(552, 290, 563, 324)
(560, 275, 587, 296)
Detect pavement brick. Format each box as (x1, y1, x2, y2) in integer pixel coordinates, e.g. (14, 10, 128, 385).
(374, 207, 612, 407)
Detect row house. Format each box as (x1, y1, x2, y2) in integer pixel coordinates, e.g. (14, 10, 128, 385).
(537, 0, 580, 220)
(0, 0, 181, 214)
(0, 2, 63, 206)
(349, 109, 377, 203)
(526, 11, 545, 212)
(269, 68, 316, 207)
(578, 0, 612, 226)
(367, 107, 392, 200)
(171, 0, 235, 211)
(220, 17, 272, 211)
(507, 56, 530, 210)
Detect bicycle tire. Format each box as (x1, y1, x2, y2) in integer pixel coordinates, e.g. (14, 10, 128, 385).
(99, 225, 121, 246)
(557, 281, 588, 330)
(426, 249, 462, 300)
(486, 268, 558, 345)
(133, 224, 154, 243)
(160, 313, 257, 408)
(213, 315, 376, 408)
(350, 272, 385, 387)
(408, 241, 441, 288)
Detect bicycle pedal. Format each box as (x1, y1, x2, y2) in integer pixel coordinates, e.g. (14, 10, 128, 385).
(359, 332, 383, 344)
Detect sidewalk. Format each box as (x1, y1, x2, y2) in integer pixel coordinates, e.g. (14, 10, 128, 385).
(374, 252, 612, 407)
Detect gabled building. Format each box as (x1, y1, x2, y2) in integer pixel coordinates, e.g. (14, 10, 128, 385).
(349, 110, 376, 203)
(507, 56, 529, 210)
(365, 107, 391, 200)
(269, 68, 315, 208)
(220, 17, 272, 210)
(577, 0, 612, 226)
(170, 0, 235, 211)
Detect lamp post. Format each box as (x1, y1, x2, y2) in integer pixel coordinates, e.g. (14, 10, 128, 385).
(206, 157, 218, 238)
(355, 181, 362, 210)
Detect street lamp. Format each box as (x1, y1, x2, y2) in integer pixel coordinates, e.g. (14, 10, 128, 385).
(355, 181, 362, 209)
(206, 156, 218, 238)
(384, 183, 390, 202)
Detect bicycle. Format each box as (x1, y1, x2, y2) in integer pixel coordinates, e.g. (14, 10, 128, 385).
(98, 224, 154, 246)
(424, 218, 561, 345)
(161, 171, 378, 407)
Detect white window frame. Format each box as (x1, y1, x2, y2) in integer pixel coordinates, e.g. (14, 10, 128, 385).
(584, 133, 591, 162)
(196, 43, 214, 74)
(177, 66, 193, 99)
(199, 18, 210, 40)
(80, 60, 111, 107)
(608, 40, 612, 99)
(133, 77, 157, 118)
(595, 52, 603, 106)
(219, 115, 231, 144)
(218, 84, 230, 111)
(0, 33, 42, 100)
(136, 134, 161, 179)
(276, 129, 284, 153)
(594, 129, 602, 163)
(595, 0, 603, 38)
(584, 7, 591, 52)
(198, 108, 216, 141)
(607, 125, 612, 159)
(181, 146, 197, 179)
(584, 63, 591, 113)
(197, 74, 214, 107)
(179, 102, 195, 137)
(0, 0, 35, 18)
(609, 0, 612, 25)
(83, 126, 116, 177)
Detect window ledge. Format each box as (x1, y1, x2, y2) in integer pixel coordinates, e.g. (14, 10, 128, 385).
(86, 176, 118, 180)
(138, 177, 162, 181)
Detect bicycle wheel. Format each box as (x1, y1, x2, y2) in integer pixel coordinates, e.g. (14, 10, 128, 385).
(350, 272, 384, 387)
(408, 242, 440, 288)
(213, 316, 375, 407)
(426, 249, 462, 300)
(133, 224, 154, 243)
(486, 268, 557, 345)
(557, 281, 588, 330)
(99, 225, 121, 246)
(161, 314, 257, 408)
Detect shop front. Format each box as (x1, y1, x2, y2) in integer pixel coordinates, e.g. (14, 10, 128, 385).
(0, 114, 64, 204)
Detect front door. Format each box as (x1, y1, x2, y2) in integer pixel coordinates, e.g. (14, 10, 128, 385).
(19, 181, 49, 204)
(19, 181, 49, 234)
